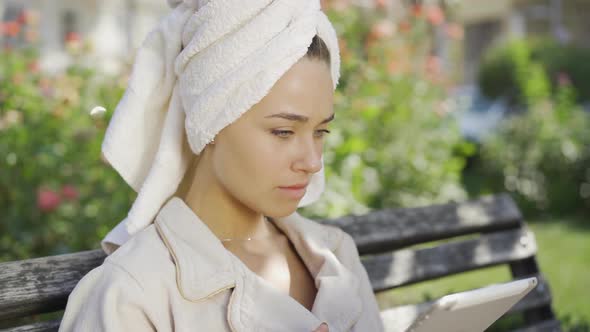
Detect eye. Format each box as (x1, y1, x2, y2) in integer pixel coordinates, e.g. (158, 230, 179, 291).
(271, 129, 294, 138)
(315, 129, 331, 138)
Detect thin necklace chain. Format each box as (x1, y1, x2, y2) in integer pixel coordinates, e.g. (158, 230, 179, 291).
(219, 217, 276, 242)
(220, 235, 274, 242)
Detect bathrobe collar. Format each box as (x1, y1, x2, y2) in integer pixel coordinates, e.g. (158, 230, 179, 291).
(154, 197, 363, 331)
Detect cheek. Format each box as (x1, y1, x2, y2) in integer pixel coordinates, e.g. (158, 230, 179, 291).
(213, 133, 302, 217)
(214, 131, 285, 193)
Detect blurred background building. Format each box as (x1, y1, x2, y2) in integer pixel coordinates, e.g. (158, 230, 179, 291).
(3, 0, 589, 143)
(2, 0, 588, 141)
(2, 0, 587, 81)
(0, 0, 168, 74)
(456, 0, 588, 83)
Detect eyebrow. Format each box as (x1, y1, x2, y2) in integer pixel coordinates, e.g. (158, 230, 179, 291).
(265, 112, 335, 125)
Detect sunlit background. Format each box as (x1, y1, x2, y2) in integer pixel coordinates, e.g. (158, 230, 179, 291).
(1, 0, 588, 330)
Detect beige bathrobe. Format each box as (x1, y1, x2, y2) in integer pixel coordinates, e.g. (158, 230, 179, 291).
(59, 197, 385, 331)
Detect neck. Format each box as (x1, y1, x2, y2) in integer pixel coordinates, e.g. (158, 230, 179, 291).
(180, 149, 274, 241)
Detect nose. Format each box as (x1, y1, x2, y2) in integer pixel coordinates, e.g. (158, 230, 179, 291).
(293, 138, 323, 175)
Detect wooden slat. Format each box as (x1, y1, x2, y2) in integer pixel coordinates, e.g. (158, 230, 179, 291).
(364, 228, 537, 291)
(323, 193, 523, 255)
(0, 250, 105, 321)
(380, 275, 552, 332)
(512, 319, 562, 332)
(0, 319, 60, 332)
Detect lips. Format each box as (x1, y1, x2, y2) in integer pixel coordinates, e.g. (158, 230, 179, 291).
(278, 183, 308, 200)
(279, 182, 308, 190)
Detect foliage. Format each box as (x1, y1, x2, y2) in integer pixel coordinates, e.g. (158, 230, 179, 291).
(0, 3, 474, 260)
(302, 4, 474, 218)
(474, 39, 590, 215)
(0, 44, 133, 261)
(479, 39, 590, 104)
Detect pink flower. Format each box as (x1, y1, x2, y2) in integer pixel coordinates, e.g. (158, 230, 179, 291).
(387, 59, 399, 75)
(426, 6, 445, 26)
(61, 185, 79, 201)
(27, 61, 40, 74)
(65, 31, 80, 43)
(426, 55, 442, 75)
(411, 4, 423, 17)
(398, 20, 411, 33)
(2, 21, 21, 38)
(65, 32, 82, 52)
(367, 19, 396, 46)
(375, 0, 391, 10)
(16, 11, 28, 25)
(37, 188, 61, 212)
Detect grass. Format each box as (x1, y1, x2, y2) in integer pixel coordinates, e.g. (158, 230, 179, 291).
(376, 215, 590, 331)
(529, 216, 590, 329)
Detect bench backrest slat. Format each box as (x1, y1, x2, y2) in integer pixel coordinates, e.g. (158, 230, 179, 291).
(0, 319, 60, 332)
(327, 193, 523, 255)
(0, 250, 105, 321)
(362, 227, 537, 290)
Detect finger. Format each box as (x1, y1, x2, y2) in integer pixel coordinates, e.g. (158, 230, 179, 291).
(313, 322, 329, 332)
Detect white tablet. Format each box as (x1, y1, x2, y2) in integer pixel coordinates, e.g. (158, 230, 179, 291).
(404, 277, 538, 332)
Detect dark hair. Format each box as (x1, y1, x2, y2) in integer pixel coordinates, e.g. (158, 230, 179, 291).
(305, 35, 331, 65)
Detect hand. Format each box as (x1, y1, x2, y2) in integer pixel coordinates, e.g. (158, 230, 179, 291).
(312, 322, 329, 332)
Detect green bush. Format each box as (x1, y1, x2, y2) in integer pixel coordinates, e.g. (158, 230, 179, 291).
(479, 39, 590, 104)
(0, 46, 133, 261)
(474, 39, 590, 216)
(302, 6, 474, 218)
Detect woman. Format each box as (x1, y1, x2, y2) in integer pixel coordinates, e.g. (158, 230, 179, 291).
(59, 0, 384, 331)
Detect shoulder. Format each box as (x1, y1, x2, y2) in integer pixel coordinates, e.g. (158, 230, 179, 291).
(68, 224, 174, 296)
(309, 217, 360, 268)
(104, 224, 176, 288)
(60, 225, 174, 330)
(66, 257, 145, 300)
(60, 259, 157, 331)
(288, 212, 359, 264)
(332, 226, 361, 268)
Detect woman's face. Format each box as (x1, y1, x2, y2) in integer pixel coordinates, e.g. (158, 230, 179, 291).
(211, 57, 334, 218)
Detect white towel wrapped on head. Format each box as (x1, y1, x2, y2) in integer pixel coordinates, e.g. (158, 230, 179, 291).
(100, 0, 341, 254)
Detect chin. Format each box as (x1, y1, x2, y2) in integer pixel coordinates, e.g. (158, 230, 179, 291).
(262, 201, 300, 219)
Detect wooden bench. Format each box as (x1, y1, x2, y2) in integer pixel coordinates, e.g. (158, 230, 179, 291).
(0, 193, 560, 331)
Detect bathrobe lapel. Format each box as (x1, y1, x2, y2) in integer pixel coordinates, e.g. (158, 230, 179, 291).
(154, 197, 363, 331)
